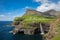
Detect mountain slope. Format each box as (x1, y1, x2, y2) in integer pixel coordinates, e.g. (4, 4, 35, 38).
(44, 9, 60, 17)
(44, 18, 60, 40)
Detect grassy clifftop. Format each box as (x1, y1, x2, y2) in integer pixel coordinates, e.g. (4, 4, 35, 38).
(13, 16, 54, 28)
(13, 9, 56, 28)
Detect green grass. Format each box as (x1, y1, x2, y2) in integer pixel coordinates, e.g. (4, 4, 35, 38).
(13, 15, 55, 28)
(22, 16, 55, 23)
(51, 20, 60, 40)
(51, 31, 60, 40)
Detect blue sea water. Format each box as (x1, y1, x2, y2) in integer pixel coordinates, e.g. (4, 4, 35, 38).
(0, 21, 42, 40)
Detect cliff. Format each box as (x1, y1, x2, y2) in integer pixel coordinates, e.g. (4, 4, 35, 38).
(10, 9, 60, 40)
(44, 17, 60, 40)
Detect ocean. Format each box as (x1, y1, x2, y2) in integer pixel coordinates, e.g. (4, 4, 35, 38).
(0, 21, 42, 40)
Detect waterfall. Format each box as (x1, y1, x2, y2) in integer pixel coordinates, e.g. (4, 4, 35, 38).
(40, 23, 44, 35)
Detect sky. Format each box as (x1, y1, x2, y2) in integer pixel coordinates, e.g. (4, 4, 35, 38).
(0, 0, 60, 21)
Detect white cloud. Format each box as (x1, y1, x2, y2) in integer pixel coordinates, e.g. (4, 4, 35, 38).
(22, 6, 29, 10)
(35, 0, 60, 12)
(0, 6, 29, 21)
(0, 15, 5, 17)
(25, 6, 29, 9)
(0, 14, 17, 21)
(34, 0, 41, 2)
(0, 8, 25, 21)
(36, 3, 56, 12)
(55, 1, 60, 11)
(34, 0, 50, 4)
(0, 15, 8, 21)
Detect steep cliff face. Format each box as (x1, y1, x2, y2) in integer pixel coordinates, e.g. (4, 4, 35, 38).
(12, 9, 60, 35)
(44, 18, 60, 40)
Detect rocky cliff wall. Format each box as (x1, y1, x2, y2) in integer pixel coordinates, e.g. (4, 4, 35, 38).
(43, 18, 60, 40)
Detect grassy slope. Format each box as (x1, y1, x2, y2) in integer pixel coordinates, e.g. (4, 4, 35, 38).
(51, 18, 60, 40)
(52, 31, 60, 40)
(22, 16, 54, 28)
(22, 16, 54, 23)
(13, 15, 55, 28)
